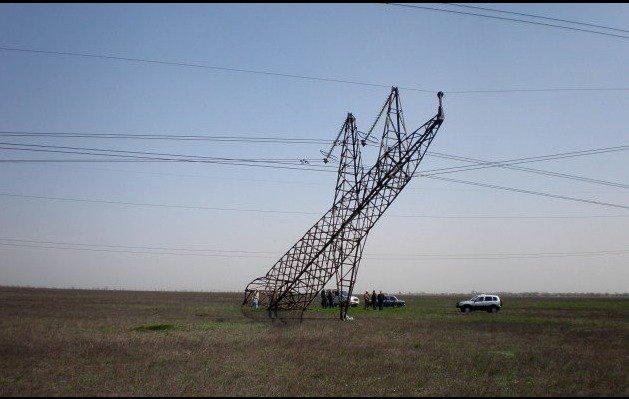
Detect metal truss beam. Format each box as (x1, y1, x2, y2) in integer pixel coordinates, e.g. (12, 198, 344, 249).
(243, 88, 445, 320)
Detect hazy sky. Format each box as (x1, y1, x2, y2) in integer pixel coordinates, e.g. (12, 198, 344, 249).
(1, 4, 628, 294)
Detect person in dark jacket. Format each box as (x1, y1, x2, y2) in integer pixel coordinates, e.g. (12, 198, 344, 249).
(327, 290, 334, 308)
(321, 289, 327, 309)
(377, 290, 384, 310)
(371, 290, 377, 310)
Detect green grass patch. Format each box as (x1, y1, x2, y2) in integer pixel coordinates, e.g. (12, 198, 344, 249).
(130, 323, 176, 332)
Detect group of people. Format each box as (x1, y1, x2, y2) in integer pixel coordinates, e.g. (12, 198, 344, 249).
(364, 290, 386, 310)
(319, 289, 387, 310)
(320, 289, 338, 309)
(254, 288, 389, 311)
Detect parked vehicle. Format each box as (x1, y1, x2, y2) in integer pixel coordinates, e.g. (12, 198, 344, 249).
(456, 294, 502, 313)
(383, 295, 405, 307)
(331, 290, 359, 307)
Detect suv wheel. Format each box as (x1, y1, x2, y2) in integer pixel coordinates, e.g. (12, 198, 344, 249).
(490, 306, 498, 314)
(462, 306, 471, 314)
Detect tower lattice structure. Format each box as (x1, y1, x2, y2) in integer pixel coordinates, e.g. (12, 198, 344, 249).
(243, 87, 445, 319)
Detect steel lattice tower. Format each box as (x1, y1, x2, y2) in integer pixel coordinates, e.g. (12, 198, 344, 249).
(243, 87, 445, 319)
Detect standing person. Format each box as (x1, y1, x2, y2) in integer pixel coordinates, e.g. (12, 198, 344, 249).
(268, 290, 277, 318)
(377, 290, 384, 310)
(253, 290, 260, 309)
(321, 289, 327, 309)
(363, 291, 370, 310)
(327, 290, 334, 309)
(371, 290, 377, 310)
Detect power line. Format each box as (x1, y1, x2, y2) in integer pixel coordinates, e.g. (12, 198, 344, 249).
(0, 142, 327, 164)
(0, 238, 277, 254)
(0, 193, 321, 215)
(1, 129, 627, 188)
(422, 175, 629, 210)
(3, 141, 628, 188)
(2, 191, 628, 217)
(418, 145, 629, 178)
(427, 151, 629, 189)
(0, 131, 332, 144)
(385, 3, 629, 40)
(0, 45, 430, 92)
(0, 242, 276, 259)
(443, 3, 629, 34)
(2, 147, 627, 189)
(2, 46, 629, 94)
(0, 159, 333, 173)
(366, 250, 629, 260)
(389, 213, 627, 220)
(0, 145, 333, 172)
(6, 148, 627, 195)
(3, 145, 628, 213)
(1, 238, 626, 260)
(446, 88, 629, 94)
(2, 143, 628, 208)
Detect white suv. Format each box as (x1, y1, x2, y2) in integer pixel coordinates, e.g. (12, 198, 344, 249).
(456, 294, 502, 313)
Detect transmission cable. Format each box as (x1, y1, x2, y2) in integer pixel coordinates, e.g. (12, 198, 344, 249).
(0, 142, 323, 163)
(2, 46, 628, 94)
(442, 3, 629, 34)
(0, 238, 626, 260)
(2, 143, 628, 209)
(0, 143, 333, 172)
(2, 129, 627, 188)
(422, 175, 629, 210)
(0, 131, 332, 144)
(2, 142, 628, 189)
(385, 3, 629, 40)
(426, 151, 629, 189)
(416, 145, 629, 180)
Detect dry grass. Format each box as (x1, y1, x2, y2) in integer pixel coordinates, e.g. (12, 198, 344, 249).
(0, 287, 627, 396)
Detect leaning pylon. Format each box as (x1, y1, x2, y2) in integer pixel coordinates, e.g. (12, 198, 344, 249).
(243, 88, 445, 319)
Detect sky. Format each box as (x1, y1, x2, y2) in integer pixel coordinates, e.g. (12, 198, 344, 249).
(0, 3, 628, 294)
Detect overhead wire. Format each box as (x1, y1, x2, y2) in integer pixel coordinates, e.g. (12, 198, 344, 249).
(0, 142, 328, 164)
(442, 3, 629, 34)
(0, 131, 332, 144)
(425, 150, 629, 189)
(0, 193, 321, 215)
(385, 3, 629, 40)
(1, 141, 628, 209)
(2, 46, 629, 94)
(0, 238, 627, 260)
(417, 145, 629, 177)
(2, 141, 627, 189)
(1, 192, 624, 220)
(422, 175, 629, 210)
(0, 46, 429, 92)
(0, 144, 334, 172)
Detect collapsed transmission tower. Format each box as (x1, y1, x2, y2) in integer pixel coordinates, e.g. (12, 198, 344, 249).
(243, 87, 445, 320)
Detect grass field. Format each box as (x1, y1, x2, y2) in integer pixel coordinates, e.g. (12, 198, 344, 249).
(0, 287, 627, 396)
